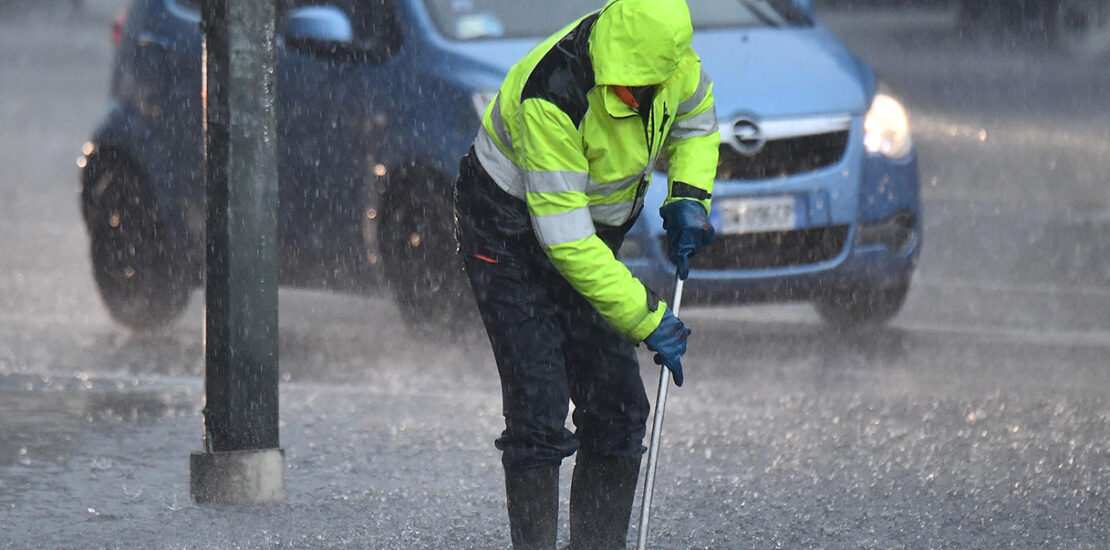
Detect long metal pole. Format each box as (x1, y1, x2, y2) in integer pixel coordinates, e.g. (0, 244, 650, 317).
(201, 0, 280, 454)
(637, 272, 684, 550)
(190, 0, 284, 504)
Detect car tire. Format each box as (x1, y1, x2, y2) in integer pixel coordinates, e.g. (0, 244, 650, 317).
(87, 163, 191, 330)
(812, 278, 911, 330)
(378, 166, 476, 336)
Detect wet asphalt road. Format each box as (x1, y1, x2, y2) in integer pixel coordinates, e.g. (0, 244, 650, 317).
(1, 2, 1109, 548)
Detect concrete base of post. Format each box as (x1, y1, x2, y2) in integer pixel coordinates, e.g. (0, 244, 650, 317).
(190, 448, 285, 504)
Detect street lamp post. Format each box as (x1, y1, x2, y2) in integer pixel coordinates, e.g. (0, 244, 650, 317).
(189, 0, 284, 504)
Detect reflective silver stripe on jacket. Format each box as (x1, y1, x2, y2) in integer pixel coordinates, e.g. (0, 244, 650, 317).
(474, 125, 525, 200)
(668, 108, 718, 141)
(532, 207, 596, 247)
(490, 93, 514, 153)
(525, 169, 588, 194)
(475, 128, 641, 228)
(677, 69, 712, 115)
(589, 200, 637, 226)
(585, 173, 641, 198)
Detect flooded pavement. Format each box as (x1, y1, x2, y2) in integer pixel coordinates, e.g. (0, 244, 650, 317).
(3, 1, 1110, 548)
(4, 304, 1110, 548)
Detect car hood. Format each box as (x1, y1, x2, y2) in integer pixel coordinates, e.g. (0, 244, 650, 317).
(694, 26, 871, 120)
(437, 38, 537, 90)
(442, 26, 872, 118)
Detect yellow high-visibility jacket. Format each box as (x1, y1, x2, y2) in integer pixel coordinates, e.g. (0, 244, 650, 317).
(473, 0, 719, 341)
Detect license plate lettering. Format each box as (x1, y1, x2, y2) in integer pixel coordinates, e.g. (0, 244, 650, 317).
(718, 196, 802, 234)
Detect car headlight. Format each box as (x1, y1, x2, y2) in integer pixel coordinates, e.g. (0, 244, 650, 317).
(864, 88, 912, 159)
(471, 91, 498, 119)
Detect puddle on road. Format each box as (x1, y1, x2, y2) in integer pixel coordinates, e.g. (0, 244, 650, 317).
(0, 372, 198, 504)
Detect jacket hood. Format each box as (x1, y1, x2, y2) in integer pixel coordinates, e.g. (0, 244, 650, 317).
(589, 0, 694, 87)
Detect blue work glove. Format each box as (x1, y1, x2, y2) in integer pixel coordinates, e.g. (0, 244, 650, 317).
(659, 199, 715, 280)
(643, 308, 691, 387)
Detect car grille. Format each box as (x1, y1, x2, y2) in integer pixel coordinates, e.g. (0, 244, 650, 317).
(669, 225, 849, 271)
(716, 131, 849, 181)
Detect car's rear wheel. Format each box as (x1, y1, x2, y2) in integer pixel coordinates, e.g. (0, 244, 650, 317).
(87, 163, 191, 330)
(813, 278, 911, 330)
(378, 165, 476, 335)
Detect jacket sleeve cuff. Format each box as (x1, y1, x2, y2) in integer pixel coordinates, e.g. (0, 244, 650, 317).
(630, 305, 667, 343)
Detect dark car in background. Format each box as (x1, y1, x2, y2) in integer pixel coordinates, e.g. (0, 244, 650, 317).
(78, 0, 921, 332)
(956, 0, 1110, 58)
(824, 0, 1110, 58)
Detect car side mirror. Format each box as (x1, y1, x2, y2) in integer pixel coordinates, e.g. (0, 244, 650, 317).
(283, 6, 355, 58)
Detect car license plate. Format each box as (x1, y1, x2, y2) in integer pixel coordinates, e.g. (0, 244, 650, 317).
(716, 195, 804, 235)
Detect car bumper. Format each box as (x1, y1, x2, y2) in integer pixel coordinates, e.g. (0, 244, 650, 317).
(624, 147, 921, 306)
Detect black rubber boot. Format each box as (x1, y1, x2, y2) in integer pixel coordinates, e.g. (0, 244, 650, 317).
(504, 466, 560, 550)
(568, 451, 641, 550)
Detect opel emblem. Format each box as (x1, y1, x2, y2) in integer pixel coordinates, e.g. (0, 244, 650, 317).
(728, 116, 765, 155)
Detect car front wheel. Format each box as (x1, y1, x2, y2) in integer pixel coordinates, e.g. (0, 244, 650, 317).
(812, 278, 911, 330)
(87, 163, 191, 329)
(378, 166, 476, 336)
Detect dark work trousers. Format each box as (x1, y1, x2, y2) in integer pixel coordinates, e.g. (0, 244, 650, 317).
(454, 148, 650, 471)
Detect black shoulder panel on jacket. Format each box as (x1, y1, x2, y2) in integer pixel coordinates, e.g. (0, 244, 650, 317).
(520, 13, 598, 128)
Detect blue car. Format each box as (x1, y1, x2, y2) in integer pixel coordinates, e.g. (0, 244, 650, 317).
(79, 0, 919, 331)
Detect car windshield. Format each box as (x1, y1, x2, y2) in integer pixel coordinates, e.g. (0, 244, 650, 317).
(422, 0, 812, 41)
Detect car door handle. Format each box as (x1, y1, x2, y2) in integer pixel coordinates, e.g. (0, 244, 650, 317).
(137, 32, 170, 51)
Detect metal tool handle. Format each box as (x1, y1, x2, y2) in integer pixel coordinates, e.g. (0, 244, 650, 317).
(636, 273, 684, 550)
